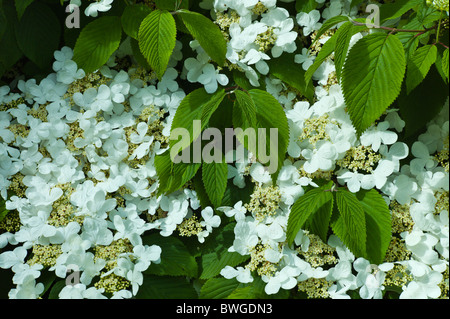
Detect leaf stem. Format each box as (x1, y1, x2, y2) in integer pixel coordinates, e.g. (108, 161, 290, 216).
(436, 11, 443, 44)
(351, 20, 437, 34)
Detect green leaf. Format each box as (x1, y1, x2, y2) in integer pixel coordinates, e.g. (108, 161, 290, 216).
(399, 65, 448, 137)
(130, 38, 151, 70)
(73, 16, 122, 73)
(333, 22, 367, 80)
(139, 9, 177, 79)
(47, 281, 66, 299)
(442, 48, 449, 80)
(406, 44, 437, 94)
(200, 223, 249, 279)
(333, 190, 366, 258)
(306, 189, 334, 242)
(169, 88, 226, 155)
(199, 277, 240, 299)
(0, 1, 22, 73)
(233, 89, 257, 131)
(266, 53, 315, 102)
(154, 150, 201, 195)
(136, 275, 198, 299)
(296, 0, 317, 13)
(202, 161, 228, 207)
(286, 185, 333, 245)
(0, 1, 6, 40)
(193, 170, 212, 207)
(14, 0, 34, 20)
(143, 233, 198, 277)
(121, 4, 153, 40)
(305, 31, 337, 86)
(243, 90, 289, 181)
(15, 1, 61, 70)
(178, 10, 227, 66)
(312, 15, 349, 46)
(356, 189, 391, 264)
(380, 0, 422, 23)
(154, 151, 174, 194)
(341, 33, 406, 136)
(221, 178, 255, 207)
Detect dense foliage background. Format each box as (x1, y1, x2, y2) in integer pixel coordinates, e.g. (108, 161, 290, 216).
(0, 0, 448, 299)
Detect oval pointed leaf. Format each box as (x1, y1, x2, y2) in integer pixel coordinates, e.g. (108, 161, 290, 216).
(73, 16, 122, 73)
(249, 89, 290, 180)
(169, 88, 226, 152)
(356, 189, 391, 264)
(406, 44, 437, 94)
(121, 4, 153, 40)
(15, 1, 61, 70)
(333, 190, 366, 258)
(178, 10, 227, 66)
(139, 9, 177, 79)
(202, 161, 228, 207)
(442, 48, 449, 80)
(341, 33, 406, 135)
(287, 186, 333, 245)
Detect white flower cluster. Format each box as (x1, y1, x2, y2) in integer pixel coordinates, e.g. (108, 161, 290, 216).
(212, 1, 449, 299)
(0, 41, 223, 298)
(0, 0, 448, 300)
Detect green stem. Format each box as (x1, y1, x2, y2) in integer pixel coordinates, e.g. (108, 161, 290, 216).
(436, 11, 443, 44)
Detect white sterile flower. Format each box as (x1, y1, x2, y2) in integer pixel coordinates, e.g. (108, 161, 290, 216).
(360, 159, 395, 190)
(403, 230, 440, 265)
(264, 266, 301, 295)
(111, 290, 133, 299)
(249, 162, 272, 185)
(322, 0, 343, 21)
(379, 142, 409, 172)
(218, 200, 247, 222)
(221, 266, 254, 283)
(0, 246, 27, 269)
(295, 48, 315, 71)
(383, 174, 418, 205)
(296, 10, 322, 36)
(131, 244, 162, 272)
(385, 110, 406, 132)
(257, 219, 285, 244)
(353, 258, 393, 299)
(157, 67, 179, 93)
(240, 49, 270, 75)
(277, 164, 308, 205)
(197, 63, 229, 93)
(286, 101, 313, 127)
(84, 0, 114, 17)
(410, 141, 438, 176)
(57, 60, 85, 85)
(337, 170, 364, 193)
(8, 274, 45, 299)
(312, 59, 336, 86)
(302, 140, 337, 174)
(86, 189, 117, 219)
(200, 207, 221, 232)
(80, 217, 113, 246)
(110, 71, 131, 103)
(12, 263, 43, 285)
(360, 121, 398, 152)
(229, 22, 268, 53)
(272, 20, 298, 58)
(399, 261, 443, 299)
(53, 46, 74, 71)
(231, 219, 259, 255)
